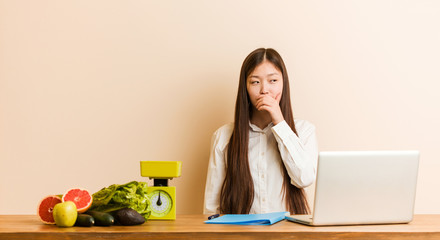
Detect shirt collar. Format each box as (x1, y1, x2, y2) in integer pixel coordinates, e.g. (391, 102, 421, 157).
(249, 121, 274, 133)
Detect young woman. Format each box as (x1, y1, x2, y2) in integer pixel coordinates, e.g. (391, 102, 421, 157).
(204, 48, 318, 215)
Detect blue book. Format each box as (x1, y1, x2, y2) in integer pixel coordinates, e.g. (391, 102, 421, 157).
(204, 212, 288, 225)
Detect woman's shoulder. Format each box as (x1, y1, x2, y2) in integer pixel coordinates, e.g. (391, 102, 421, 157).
(213, 122, 234, 139)
(211, 123, 234, 151)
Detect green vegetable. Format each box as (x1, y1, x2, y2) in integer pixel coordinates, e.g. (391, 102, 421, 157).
(86, 210, 114, 226)
(90, 181, 151, 220)
(75, 214, 94, 227)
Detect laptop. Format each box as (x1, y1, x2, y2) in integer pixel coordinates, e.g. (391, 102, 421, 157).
(286, 150, 420, 226)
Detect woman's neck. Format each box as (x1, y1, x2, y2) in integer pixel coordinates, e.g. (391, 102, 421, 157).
(250, 109, 272, 130)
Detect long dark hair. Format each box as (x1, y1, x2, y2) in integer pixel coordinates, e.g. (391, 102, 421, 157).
(219, 48, 310, 214)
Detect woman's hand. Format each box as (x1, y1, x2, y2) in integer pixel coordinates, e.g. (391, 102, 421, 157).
(255, 93, 284, 125)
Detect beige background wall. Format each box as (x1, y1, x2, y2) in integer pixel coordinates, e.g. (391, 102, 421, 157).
(1, 0, 439, 214)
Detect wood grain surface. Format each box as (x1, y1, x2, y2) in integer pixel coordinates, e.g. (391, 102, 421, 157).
(1, 214, 440, 240)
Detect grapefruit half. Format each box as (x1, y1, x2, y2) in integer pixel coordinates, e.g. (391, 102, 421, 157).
(37, 195, 62, 224)
(62, 188, 93, 213)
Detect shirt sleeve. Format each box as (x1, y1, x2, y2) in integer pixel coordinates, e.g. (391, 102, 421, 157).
(271, 120, 318, 188)
(203, 126, 230, 214)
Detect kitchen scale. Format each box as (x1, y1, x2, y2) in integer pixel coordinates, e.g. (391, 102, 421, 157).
(140, 161, 181, 220)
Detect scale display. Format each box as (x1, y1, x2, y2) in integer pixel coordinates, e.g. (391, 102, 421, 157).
(148, 189, 173, 217)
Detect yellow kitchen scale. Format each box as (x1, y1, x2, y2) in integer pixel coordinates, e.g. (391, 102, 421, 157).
(140, 161, 181, 220)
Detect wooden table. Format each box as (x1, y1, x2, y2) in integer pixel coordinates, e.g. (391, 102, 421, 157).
(1, 214, 440, 239)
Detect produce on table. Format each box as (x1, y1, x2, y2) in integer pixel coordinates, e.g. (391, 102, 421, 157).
(53, 201, 78, 227)
(37, 195, 62, 224)
(62, 188, 93, 213)
(89, 181, 151, 221)
(114, 208, 146, 226)
(37, 181, 150, 227)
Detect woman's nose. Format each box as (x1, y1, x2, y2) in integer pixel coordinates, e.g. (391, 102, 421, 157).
(260, 83, 269, 94)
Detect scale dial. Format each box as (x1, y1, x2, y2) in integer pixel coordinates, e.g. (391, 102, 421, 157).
(148, 190, 173, 217)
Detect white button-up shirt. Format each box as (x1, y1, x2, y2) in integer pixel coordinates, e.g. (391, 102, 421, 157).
(203, 119, 318, 214)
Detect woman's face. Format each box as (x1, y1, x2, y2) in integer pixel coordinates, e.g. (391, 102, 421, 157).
(246, 60, 283, 109)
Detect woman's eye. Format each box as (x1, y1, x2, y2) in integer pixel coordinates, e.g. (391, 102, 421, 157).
(251, 81, 259, 84)
(270, 79, 277, 83)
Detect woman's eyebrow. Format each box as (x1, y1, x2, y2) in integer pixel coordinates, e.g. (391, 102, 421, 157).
(267, 72, 279, 77)
(248, 75, 261, 79)
(249, 72, 279, 78)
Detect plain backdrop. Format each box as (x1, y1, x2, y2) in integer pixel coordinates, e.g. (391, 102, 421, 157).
(1, 0, 439, 214)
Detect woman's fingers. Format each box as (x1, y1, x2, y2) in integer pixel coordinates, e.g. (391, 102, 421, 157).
(255, 94, 284, 124)
(256, 95, 277, 112)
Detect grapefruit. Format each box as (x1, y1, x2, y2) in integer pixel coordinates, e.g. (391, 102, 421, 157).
(37, 195, 62, 224)
(62, 188, 93, 213)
